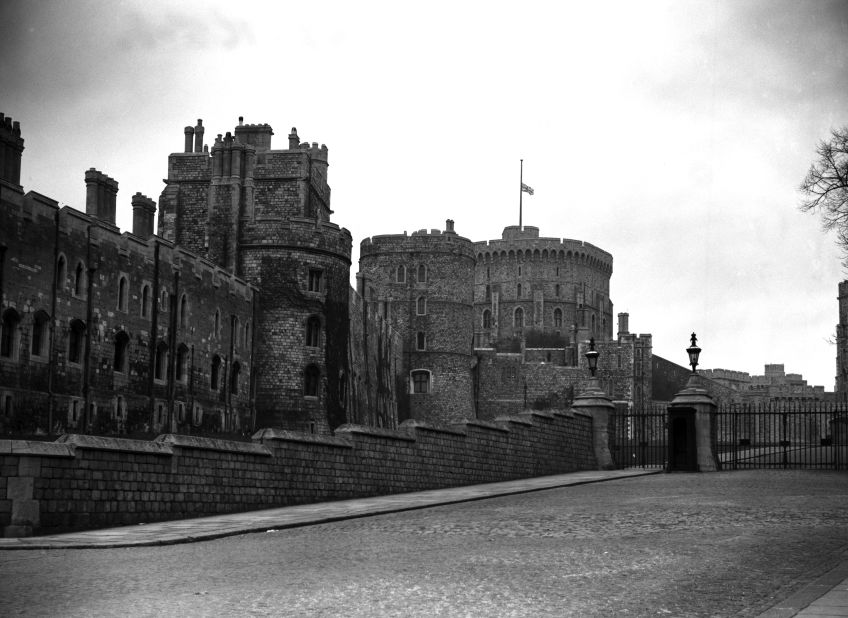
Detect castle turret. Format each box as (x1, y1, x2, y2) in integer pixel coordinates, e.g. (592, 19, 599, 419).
(359, 221, 476, 425)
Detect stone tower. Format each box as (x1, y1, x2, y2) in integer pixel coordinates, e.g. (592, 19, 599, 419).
(159, 118, 352, 433)
(473, 225, 614, 351)
(358, 221, 476, 424)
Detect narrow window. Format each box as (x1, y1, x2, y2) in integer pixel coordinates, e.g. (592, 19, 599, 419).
(485, 285, 491, 301)
(591, 314, 596, 334)
(160, 289, 168, 312)
(555, 284, 560, 297)
(141, 284, 150, 318)
(411, 370, 430, 394)
(67, 319, 86, 364)
(193, 404, 203, 426)
(114, 395, 126, 420)
(304, 364, 320, 397)
(56, 255, 67, 291)
(482, 309, 491, 329)
(176, 344, 189, 382)
(244, 321, 250, 347)
(31, 310, 50, 357)
(308, 269, 323, 292)
(416, 296, 426, 315)
(396, 265, 406, 283)
(117, 276, 128, 312)
(74, 262, 85, 297)
(232, 316, 240, 346)
(486, 267, 490, 280)
(306, 316, 321, 347)
(517, 283, 522, 298)
(416, 331, 426, 350)
(214, 309, 220, 338)
(176, 402, 186, 423)
(230, 361, 241, 395)
(113, 331, 130, 373)
(154, 341, 168, 381)
(514, 307, 524, 328)
(417, 264, 426, 283)
(179, 294, 188, 328)
(2, 392, 13, 418)
(518, 266, 521, 277)
(211, 354, 221, 390)
(554, 308, 562, 328)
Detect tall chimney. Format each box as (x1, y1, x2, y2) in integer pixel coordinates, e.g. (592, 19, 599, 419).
(184, 126, 194, 153)
(131, 192, 157, 237)
(288, 127, 299, 150)
(617, 312, 630, 339)
(194, 119, 204, 153)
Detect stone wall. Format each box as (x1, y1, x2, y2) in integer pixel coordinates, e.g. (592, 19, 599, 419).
(0, 410, 594, 537)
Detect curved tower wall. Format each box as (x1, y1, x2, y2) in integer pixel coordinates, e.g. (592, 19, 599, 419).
(358, 221, 475, 425)
(474, 226, 613, 349)
(160, 120, 352, 433)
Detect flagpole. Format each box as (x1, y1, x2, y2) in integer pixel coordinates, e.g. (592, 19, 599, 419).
(519, 159, 523, 229)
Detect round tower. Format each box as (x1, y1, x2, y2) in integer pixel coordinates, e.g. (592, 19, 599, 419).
(358, 220, 475, 425)
(474, 225, 614, 354)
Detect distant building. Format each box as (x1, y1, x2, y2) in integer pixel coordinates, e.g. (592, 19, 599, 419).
(701, 364, 829, 403)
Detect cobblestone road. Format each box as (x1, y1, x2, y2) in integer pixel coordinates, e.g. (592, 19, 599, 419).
(1, 470, 846, 617)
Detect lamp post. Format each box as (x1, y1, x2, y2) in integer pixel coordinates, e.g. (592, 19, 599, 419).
(586, 337, 599, 378)
(572, 336, 615, 470)
(687, 332, 701, 374)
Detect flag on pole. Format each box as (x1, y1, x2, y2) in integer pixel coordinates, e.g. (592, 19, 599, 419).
(521, 182, 534, 195)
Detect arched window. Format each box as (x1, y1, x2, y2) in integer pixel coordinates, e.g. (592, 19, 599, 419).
(396, 265, 406, 283)
(179, 294, 188, 328)
(482, 309, 491, 329)
(141, 284, 151, 318)
(68, 319, 86, 364)
(517, 283, 522, 298)
(232, 316, 240, 346)
(306, 316, 321, 348)
(160, 288, 169, 312)
(31, 310, 50, 357)
(554, 308, 563, 328)
(1, 309, 21, 360)
(154, 341, 168, 381)
(514, 307, 524, 329)
(211, 354, 222, 390)
(117, 276, 128, 312)
(73, 262, 85, 297)
(411, 369, 430, 394)
(416, 296, 426, 315)
(417, 264, 426, 283)
(113, 331, 130, 373)
(304, 364, 320, 397)
(416, 331, 426, 350)
(176, 344, 189, 382)
(230, 361, 241, 395)
(56, 255, 67, 291)
(244, 321, 250, 347)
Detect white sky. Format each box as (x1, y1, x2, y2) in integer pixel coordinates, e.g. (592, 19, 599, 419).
(2, 0, 847, 388)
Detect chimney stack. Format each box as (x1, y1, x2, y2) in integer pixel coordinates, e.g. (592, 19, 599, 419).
(194, 119, 204, 153)
(84, 168, 119, 225)
(131, 192, 157, 237)
(617, 312, 630, 339)
(184, 126, 194, 153)
(0, 113, 25, 187)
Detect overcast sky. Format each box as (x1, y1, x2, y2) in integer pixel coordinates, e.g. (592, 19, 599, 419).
(2, 0, 847, 388)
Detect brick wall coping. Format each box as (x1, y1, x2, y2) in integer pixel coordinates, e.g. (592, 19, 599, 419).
(57, 434, 173, 456)
(252, 428, 353, 448)
(334, 424, 416, 442)
(494, 415, 535, 426)
(459, 420, 511, 433)
(0, 440, 74, 457)
(154, 434, 271, 456)
(400, 419, 467, 437)
(518, 410, 557, 421)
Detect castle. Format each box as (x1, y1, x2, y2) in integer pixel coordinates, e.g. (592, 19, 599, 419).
(0, 114, 653, 438)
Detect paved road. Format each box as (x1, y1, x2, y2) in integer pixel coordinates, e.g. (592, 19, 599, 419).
(1, 470, 846, 617)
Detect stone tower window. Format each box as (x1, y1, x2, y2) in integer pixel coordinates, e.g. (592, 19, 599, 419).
(306, 316, 321, 348)
(0, 309, 21, 360)
(416, 331, 426, 350)
(517, 283, 522, 298)
(73, 262, 86, 297)
(214, 309, 221, 339)
(555, 284, 560, 297)
(113, 331, 130, 373)
(211, 354, 222, 390)
(514, 307, 524, 329)
(518, 266, 521, 277)
(67, 319, 86, 365)
(160, 288, 169, 312)
(179, 294, 188, 328)
(117, 276, 129, 312)
(416, 296, 427, 315)
(31, 310, 50, 358)
(141, 284, 151, 318)
(176, 344, 189, 382)
(411, 370, 430, 394)
(56, 255, 67, 291)
(396, 265, 406, 283)
(485, 285, 491, 301)
(417, 264, 426, 283)
(554, 308, 562, 328)
(154, 341, 168, 381)
(230, 361, 241, 395)
(304, 364, 320, 397)
(482, 309, 492, 329)
(308, 269, 323, 292)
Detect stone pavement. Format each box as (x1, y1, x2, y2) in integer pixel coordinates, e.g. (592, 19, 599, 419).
(0, 468, 657, 550)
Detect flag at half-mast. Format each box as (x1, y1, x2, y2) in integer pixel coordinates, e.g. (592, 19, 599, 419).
(521, 182, 534, 195)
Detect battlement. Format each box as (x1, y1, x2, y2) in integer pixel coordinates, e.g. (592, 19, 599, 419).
(360, 220, 474, 258)
(474, 230, 613, 274)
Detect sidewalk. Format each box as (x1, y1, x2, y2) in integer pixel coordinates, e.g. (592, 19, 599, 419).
(757, 558, 848, 618)
(0, 468, 658, 550)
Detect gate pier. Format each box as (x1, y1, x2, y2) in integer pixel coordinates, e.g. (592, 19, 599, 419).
(668, 375, 719, 472)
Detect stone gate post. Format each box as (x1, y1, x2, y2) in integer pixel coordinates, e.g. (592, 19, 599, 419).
(571, 380, 616, 470)
(668, 376, 719, 472)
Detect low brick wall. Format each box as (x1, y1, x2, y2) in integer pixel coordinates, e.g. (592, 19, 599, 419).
(1, 411, 594, 537)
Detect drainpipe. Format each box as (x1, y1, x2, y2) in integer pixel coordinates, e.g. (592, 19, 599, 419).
(227, 313, 236, 431)
(47, 211, 60, 434)
(82, 226, 95, 432)
(248, 290, 258, 433)
(166, 270, 179, 432)
(147, 241, 160, 430)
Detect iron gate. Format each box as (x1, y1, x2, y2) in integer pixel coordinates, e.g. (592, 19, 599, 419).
(609, 401, 848, 470)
